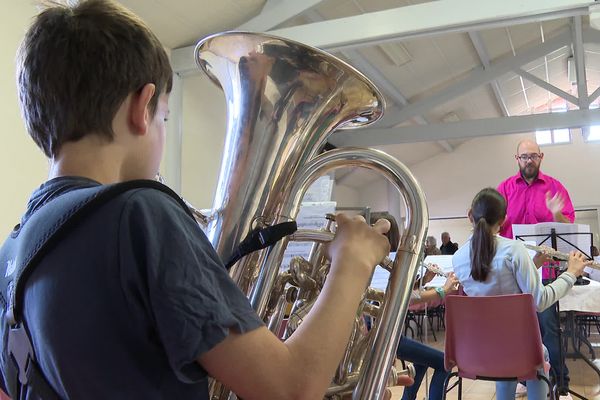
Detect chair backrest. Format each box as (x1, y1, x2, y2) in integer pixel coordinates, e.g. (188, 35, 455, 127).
(444, 294, 544, 381)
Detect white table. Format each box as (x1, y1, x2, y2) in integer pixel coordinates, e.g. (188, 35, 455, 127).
(559, 278, 600, 312)
(558, 278, 600, 381)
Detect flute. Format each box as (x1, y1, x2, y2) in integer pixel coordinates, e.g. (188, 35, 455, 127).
(422, 262, 448, 277)
(523, 243, 600, 271)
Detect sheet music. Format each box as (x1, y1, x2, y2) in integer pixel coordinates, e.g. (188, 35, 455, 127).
(585, 256, 600, 282)
(302, 175, 334, 202)
(513, 222, 592, 257)
(370, 252, 395, 291)
(281, 201, 336, 269)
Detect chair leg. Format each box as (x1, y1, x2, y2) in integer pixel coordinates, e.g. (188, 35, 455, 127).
(442, 371, 459, 400)
(537, 373, 554, 400)
(429, 316, 437, 341)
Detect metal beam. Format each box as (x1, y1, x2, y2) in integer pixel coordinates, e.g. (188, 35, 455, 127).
(382, 31, 571, 127)
(572, 16, 589, 109)
(341, 50, 453, 152)
(589, 85, 600, 103)
(468, 31, 510, 116)
(170, 1, 326, 75)
(303, 8, 454, 153)
(171, 2, 594, 74)
(267, 0, 593, 52)
(329, 108, 600, 146)
(238, 0, 326, 31)
(515, 68, 579, 105)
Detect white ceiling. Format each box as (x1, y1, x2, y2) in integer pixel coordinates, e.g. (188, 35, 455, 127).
(117, 0, 263, 48)
(117, 0, 600, 185)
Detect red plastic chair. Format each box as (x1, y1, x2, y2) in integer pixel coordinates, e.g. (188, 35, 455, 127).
(442, 294, 553, 399)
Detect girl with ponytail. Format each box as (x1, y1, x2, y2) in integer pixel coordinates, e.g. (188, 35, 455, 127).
(452, 188, 591, 400)
(469, 188, 506, 281)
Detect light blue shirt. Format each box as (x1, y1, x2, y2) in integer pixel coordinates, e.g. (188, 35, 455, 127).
(452, 235, 576, 312)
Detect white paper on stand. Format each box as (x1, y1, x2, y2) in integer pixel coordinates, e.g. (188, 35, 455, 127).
(370, 252, 395, 291)
(281, 201, 336, 270)
(512, 222, 592, 257)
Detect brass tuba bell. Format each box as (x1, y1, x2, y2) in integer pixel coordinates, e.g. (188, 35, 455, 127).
(193, 31, 428, 399)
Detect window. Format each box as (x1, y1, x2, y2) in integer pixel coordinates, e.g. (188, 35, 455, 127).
(588, 126, 600, 142)
(553, 128, 570, 143)
(535, 107, 571, 145)
(535, 130, 552, 145)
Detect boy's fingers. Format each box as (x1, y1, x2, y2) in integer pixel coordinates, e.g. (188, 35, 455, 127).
(373, 218, 391, 234)
(351, 214, 366, 223)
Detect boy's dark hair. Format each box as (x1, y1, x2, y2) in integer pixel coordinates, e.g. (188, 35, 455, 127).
(17, 0, 173, 158)
(470, 188, 506, 282)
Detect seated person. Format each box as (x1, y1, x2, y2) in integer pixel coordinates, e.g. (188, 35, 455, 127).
(398, 271, 458, 400)
(452, 188, 590, 400)
(440, 232, 458, 255)
(425, 236, 441, 256)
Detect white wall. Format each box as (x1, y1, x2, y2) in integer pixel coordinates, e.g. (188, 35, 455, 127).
(0, 2, 49, 237)
(180, 74, 227, 209)
(323, 129, 600, 248)
(409, 130, 600, 218)
(332, 184, 360, 207)
(407, 130, 600, 245)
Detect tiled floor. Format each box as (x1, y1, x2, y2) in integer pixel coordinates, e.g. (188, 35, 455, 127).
(388, 329, 600, 400)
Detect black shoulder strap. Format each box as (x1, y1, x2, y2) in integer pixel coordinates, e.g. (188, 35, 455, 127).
(224, 221, 297, 269)
(0, 179, 193, 400)
(4, 179, 192, 325)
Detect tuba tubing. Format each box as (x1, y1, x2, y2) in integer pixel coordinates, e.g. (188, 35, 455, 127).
(277, 147, 428, 399)
(194, 31, 428, 399)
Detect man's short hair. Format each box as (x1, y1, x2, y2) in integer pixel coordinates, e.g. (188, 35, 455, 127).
(17, 0, 173, 158)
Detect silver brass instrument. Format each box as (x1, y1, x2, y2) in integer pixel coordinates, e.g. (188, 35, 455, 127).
(524, 243, 600, 271)
(194, 31, 428, 399)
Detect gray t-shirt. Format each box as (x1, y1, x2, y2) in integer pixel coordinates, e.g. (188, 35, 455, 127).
(9, 177, 263, 399)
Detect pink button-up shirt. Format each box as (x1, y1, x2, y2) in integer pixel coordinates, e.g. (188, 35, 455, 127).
(497, 171, 574, 238)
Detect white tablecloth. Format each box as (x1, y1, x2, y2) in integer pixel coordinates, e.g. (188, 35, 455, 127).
(559, 278, 600, 313)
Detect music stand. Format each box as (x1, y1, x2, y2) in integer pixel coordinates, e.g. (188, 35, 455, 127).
(515, 226, 594, 400)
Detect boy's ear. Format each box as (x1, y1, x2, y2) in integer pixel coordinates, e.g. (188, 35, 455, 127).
(129, 83, 156, 135)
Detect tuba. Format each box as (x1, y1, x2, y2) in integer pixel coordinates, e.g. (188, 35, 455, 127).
(194, 31, 428, 399)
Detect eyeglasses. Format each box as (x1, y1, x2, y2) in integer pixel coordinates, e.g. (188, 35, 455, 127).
(516, 153, 542, 162)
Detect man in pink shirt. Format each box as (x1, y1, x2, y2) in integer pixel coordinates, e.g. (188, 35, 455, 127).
(497, 139, 575, 238)
(497, 138, 575, 400)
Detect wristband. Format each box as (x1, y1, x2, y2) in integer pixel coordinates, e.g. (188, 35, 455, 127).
(435, 287, 446, 299)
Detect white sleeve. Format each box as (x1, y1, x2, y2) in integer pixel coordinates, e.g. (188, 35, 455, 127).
(511, 243, 576, 312)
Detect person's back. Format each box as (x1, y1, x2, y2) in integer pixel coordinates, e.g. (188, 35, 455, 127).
(451, 188, 589, 400)
(452, 189, 588, 311)
(453, 236, 529, 297)
(13, 177, 255, 398)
